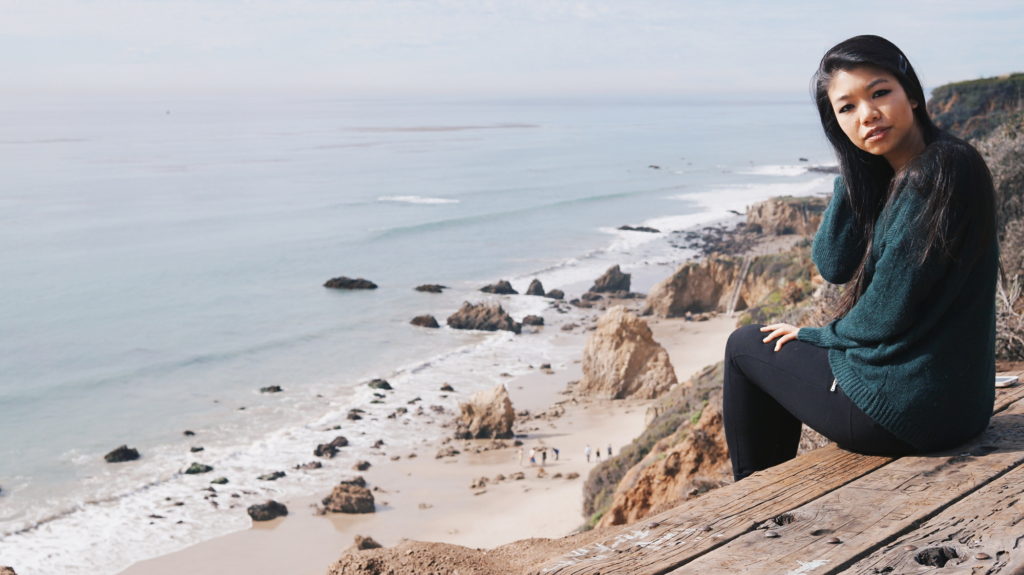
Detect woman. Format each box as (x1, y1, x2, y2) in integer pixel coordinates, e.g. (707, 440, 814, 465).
(723, 35, 998, 481)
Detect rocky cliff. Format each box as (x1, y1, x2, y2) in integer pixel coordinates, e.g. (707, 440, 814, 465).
(930, 73, 1024, 141)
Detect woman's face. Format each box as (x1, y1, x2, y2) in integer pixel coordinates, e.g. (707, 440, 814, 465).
(826, 65, 925, 170)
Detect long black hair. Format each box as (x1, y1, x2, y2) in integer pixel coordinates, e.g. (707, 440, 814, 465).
(812, 35, 996, 317)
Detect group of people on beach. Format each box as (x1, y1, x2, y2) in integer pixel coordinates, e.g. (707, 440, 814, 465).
(515, 443, 614, 466)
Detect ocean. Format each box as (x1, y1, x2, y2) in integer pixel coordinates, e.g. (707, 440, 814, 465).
(0, 95, 833, 574)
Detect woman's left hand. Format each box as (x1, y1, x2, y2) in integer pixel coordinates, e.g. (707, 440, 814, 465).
(761, 323, 801, 352)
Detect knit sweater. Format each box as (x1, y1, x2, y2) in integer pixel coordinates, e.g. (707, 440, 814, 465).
(797, 175, 997, 451)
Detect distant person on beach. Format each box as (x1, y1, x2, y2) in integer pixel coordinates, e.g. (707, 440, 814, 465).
(541, 448, 547, 465)
(584, 444, 592, 463)
(607, 444, 612, 457)
(723, 35, 998, 481)
(553, 447, 560, 461)
(517, 446, 524, 466)
(529, 447, 536, 466)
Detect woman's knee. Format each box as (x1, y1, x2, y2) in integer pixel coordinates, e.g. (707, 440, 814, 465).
(726, 324, 764, 359)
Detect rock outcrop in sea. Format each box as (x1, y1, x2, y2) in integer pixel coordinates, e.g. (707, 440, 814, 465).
(446, 302, 522, 334)
(578, 306, 677, 399)
(525, 279, 545, 296)
(453, 384, 516, 439)
(410, 314, 440, 328)
(479, 280, 518, 294)
(745, 196, 826, 236)
(324, 276, 378, 290)
(589, 265, 630, 293)
(104, 445, 140, 463)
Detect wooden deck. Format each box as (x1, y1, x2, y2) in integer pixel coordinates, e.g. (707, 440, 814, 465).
(535, 371, 1024, 575)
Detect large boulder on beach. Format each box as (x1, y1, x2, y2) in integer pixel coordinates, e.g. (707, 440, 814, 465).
(322, 481, 376, 514)
(248, 500, 288, 522)
(454, 384, 515, 439)
(589, 265, 631, 293)
(579, 306, 678, 399)
(324, 276, 378, 290)
(480, 279, 518, 295)
(746, 197, 826, 236)
(415, 284, 447, 293)
(526, 279, 545, 296)
(104, 445, 140, 463)
(545, 289, 565, 300)
(446, 302, 521, 334)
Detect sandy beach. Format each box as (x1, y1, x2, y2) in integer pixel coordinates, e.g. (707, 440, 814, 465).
(119, 313, 737, 575)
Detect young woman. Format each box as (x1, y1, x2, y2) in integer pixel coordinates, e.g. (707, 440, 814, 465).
(723, 35, 999, 481)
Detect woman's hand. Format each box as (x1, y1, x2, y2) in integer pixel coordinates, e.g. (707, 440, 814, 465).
(760, 323, 801, 352)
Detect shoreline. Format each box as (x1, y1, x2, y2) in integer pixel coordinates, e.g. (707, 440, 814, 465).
(118, 312, 738, 575)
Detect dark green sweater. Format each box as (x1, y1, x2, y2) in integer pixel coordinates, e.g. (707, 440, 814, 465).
(798, 175, 996, 451)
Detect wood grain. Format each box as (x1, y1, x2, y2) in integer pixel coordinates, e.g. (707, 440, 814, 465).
(666, 398, 1024, 574)
(535, 374, 1024, 575)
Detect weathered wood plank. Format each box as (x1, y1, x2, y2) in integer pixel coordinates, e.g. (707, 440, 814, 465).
(844, 464, 1024, 574)
(665, 397, 1024, 574)
(535, 376, 1024, 575)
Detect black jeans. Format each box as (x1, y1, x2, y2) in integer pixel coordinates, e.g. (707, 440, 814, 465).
(723, 324, 913, 481)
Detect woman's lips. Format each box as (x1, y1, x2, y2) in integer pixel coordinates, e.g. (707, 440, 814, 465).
(865, 127, 890, 143)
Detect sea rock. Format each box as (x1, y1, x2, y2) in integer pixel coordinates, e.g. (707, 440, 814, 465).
(247, 500, 288, 522)
(258, 471, 286, 481)
(190, 446, 204, 453)
(294, 461, 322, 470)
(618, 225, 661, 233)
(104, 445, 140, 463)
(526, 279, 546, 296)
(184, 462, 213, 474)
(259, 385, 283, 393)
(589, 265, 631, 293)
(446, 302, 521, 334)
(315, 436, 350, 458)
(545, 289, 565, 300)
(347, 409, 363, 421)
(211, 477, 229, 484)
(415, 284, 447, 293)
(479, 280, 518, 295)
(410, 315, 440, 328)
(324, 276, 378, 290)
(183, 430, 195, 437)
(746, 197, 825, 236)
(578, 306, 678, 399)
(440, 383, 454, 392)
(353, 460, 371, 471)
(322, 483, 375, 514)
(453, 384, 515, 439)
(522, 315, 544, 326)
(367, 378, 392, 390)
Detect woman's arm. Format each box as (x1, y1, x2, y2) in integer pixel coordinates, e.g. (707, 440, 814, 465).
(798, 189, 951, 350)
(812, 177, 867, 285)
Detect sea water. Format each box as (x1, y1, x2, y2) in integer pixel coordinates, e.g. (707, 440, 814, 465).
(0, 95, 833, 574)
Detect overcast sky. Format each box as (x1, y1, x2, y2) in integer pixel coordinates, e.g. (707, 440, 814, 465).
(3, 0, 1022, 99)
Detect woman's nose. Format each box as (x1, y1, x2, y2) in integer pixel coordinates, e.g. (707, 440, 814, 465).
(860, 103, 880, 124)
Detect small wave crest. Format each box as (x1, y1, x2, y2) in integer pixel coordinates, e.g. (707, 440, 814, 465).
(377, 195, 460, 205)
(738, 165, 808, 177)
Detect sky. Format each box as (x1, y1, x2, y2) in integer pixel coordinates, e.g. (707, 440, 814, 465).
(2, 0, 1022, 99)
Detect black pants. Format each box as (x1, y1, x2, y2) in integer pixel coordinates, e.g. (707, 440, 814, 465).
(723, 324, 913, 481)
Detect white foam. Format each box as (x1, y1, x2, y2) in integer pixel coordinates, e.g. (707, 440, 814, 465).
(377, 195, 460, 205)
(737, 164, 808, 177)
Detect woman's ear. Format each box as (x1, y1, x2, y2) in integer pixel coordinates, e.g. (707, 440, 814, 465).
(911, 99, 919, 109)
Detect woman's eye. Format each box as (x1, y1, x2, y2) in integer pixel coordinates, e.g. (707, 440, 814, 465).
(873, 89, 891, 99)
(837, 104, 853, 114)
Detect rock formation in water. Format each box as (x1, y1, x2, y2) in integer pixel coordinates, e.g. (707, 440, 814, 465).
(447, 302, 522, 334)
